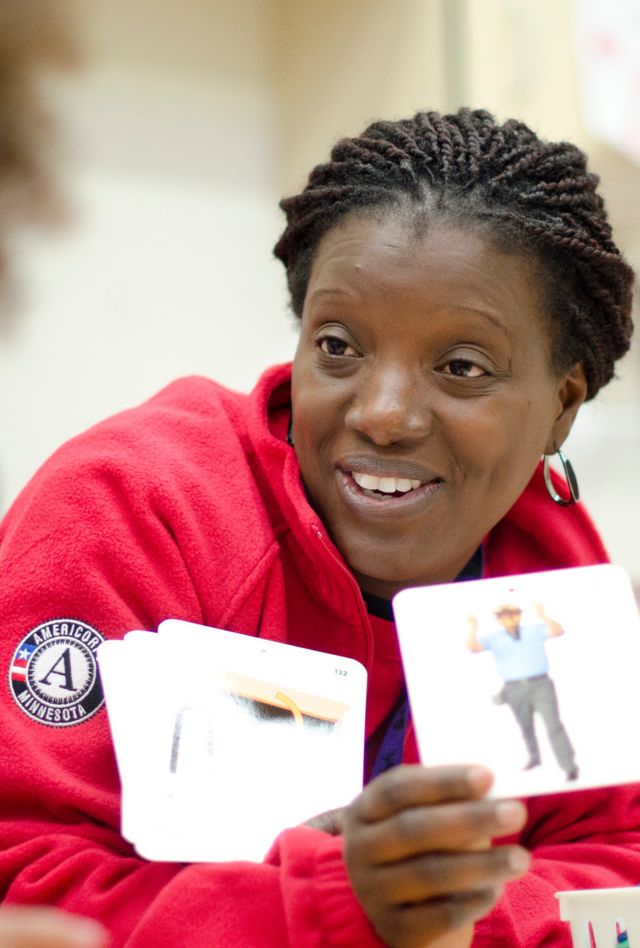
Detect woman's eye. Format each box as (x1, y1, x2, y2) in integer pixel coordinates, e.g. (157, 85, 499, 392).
(441, 359, 487, 378)
(318, 336, 358, 358)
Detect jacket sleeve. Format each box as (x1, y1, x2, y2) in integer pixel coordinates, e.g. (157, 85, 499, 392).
(0, 440, 382, 948)
(473, 784, 640, 946)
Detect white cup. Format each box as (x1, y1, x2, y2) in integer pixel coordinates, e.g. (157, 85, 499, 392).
(556, 888, 639, 946)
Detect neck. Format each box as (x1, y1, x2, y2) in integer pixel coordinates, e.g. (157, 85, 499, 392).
(354, 546, 483, 600)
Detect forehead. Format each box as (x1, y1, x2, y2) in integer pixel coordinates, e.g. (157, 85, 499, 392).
(305, 213, 551, 339)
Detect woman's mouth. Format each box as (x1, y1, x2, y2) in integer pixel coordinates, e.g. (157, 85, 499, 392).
(336, 467, 444, 512)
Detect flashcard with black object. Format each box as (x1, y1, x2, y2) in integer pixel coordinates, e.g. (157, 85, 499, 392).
(98, 620, 367, 862)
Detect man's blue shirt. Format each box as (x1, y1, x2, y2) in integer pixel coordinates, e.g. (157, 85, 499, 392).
(479, 622, 550, 681)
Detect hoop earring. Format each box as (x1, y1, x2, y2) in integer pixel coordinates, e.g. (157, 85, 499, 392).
(543, 444, 580, 507)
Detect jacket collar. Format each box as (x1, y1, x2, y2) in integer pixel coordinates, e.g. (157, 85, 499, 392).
(245, 364, 371, 650)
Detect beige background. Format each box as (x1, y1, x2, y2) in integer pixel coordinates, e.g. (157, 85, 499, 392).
(1, 0, 638, 583)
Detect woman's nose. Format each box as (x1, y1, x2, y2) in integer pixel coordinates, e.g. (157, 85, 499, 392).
(343, 365, 433, 446)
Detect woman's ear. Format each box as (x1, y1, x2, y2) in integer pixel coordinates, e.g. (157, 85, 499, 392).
(544, 363, 588, 455)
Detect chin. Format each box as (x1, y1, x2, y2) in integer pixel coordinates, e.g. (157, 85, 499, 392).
(342, 527, 472, 594)
(343, 544, 427, 594)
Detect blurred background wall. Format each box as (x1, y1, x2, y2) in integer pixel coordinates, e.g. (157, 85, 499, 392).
(1, 0, 638, 584)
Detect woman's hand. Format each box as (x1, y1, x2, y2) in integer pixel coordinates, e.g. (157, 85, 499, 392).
(0, 908, 107, 948)
(341, 764, 529, 948)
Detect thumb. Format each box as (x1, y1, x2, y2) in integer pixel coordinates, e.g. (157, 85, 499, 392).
(303, 806, 346, 835)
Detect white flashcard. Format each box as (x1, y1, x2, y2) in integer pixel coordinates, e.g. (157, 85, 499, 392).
(97, 631, 165, 841)
(98, 620, 367, 862)
(393, 564, 640, 799)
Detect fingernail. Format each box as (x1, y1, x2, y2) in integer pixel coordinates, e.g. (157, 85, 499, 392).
(467, 765, 493, 792)
(495, 800, 526, 828)
(508, 848, 531, 874)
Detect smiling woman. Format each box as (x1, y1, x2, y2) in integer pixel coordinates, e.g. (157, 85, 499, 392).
(0, 108, 637, 948)
(290, 219, 587, 597)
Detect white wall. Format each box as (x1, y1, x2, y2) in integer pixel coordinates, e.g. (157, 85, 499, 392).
(0, 167, 295, 508)
(272, 0, 449, 193)
(0, 0, 296, 510)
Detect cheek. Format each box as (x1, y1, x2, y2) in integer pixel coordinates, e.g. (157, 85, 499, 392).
(292, 386, 335, 445)
(290, 379, 342, 490)
(448, 395, 551, 484)
(291, 357, 347, 444)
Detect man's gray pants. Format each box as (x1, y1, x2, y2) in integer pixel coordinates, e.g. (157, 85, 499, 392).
(503, 674, 576, 775)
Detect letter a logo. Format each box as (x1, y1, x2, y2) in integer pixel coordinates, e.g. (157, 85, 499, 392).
(9, 619, 105, 727)
(38, 648, 75, 692)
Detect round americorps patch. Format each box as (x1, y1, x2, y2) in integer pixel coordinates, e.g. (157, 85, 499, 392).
(9, 619, 105, 727)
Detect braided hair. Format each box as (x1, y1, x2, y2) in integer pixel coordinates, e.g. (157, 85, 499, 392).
(274, 108, 635, 399)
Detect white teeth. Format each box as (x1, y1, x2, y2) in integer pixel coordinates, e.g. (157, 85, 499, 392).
(355, 473, 379, 491)
(352, 472, 424, 494)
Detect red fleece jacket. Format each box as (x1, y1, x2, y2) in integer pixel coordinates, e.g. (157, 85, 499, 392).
(0, 363, 637, 948)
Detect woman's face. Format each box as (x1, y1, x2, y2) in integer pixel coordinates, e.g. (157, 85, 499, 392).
(291, 214, 587, 598)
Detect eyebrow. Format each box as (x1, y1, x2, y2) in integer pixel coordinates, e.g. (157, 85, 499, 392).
(456, 305, 511, 340)
(309, 288, 512, 339)
(307, 287, 356, 302)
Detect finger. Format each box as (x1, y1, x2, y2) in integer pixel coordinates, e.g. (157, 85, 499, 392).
(374, 888, 499, 947)
(429, 923, 474, 948)
(0, 908, 107, 948)
(364, 845, 530, 903)
(349, 798, 527, 864)
(303, 806, 345, 835)
(352, 765, 494, 824)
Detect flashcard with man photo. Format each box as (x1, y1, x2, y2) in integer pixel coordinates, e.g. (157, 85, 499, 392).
(393, 564, 640, 799)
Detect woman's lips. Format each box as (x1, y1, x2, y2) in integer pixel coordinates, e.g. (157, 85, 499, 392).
(339, 454, 442, 483)
(335, 468, 444, 515)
